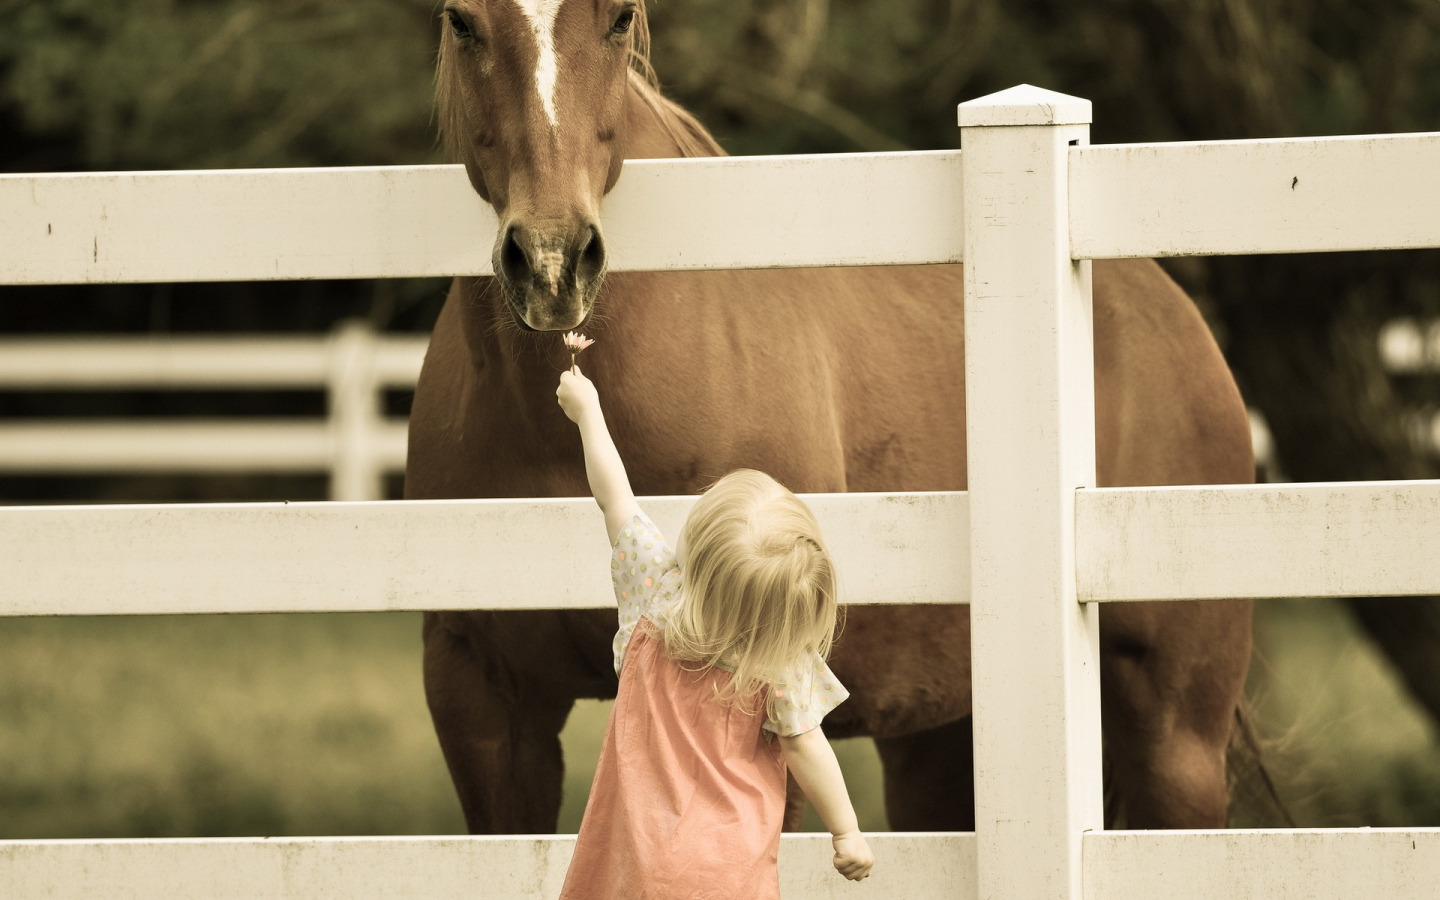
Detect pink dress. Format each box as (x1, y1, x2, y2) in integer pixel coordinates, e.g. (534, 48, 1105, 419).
(559, 513, 848, 900)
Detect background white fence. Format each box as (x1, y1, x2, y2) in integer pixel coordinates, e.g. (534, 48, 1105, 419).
(0, 316, 1431, 502)
(2, 83, 1440, 898)
(0, 322, 425, 501)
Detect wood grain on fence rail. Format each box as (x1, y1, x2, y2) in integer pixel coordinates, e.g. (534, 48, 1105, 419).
(1077, 481, 1440, 601)
(1071, 132, 1440, 258)
(1086, 829, 1440, 900)
(0, 492, 967, 616)
(0, 833, 973, 899)
(0, 153, 965, 285)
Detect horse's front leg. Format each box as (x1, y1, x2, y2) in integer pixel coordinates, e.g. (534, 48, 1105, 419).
(873, 716, 977, 831)
(422, 611, 575, 833)
(1099, 599, 1253, 827)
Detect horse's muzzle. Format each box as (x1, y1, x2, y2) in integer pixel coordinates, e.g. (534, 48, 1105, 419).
(494, 221, 606, 331)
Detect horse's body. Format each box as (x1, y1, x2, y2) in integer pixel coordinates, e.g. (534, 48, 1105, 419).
(410, 0, 1254, 832)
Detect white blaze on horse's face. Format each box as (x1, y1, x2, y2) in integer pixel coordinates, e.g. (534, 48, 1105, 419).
(510, 0, 563, 130)
(437, 0, 638, 333)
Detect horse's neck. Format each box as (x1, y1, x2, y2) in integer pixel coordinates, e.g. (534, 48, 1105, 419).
(621, 75, 726, 161)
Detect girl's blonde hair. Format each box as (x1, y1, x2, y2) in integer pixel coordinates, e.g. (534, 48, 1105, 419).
(663, 469, 839, 725)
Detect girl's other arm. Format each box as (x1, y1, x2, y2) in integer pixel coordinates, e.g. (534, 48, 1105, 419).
(557, 367, 642, 544)
(779, 726, 874, 881)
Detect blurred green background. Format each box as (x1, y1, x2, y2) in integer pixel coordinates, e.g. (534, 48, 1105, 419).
(2, 0, 1440, 838)
(0, 614, 887, 836)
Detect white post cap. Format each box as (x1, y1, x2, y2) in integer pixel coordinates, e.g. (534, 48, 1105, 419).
(957, 84, 1093, 128)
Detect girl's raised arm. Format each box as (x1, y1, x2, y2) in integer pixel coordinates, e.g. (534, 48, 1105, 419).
(557, 367, 642, 544)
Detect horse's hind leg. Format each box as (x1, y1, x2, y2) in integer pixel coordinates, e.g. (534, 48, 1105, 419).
(423, 612, 574, 833)
(873, 717, 977, 830)
(1100, 599, 1253, 827)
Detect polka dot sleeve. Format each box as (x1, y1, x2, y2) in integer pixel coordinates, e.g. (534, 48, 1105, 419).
(610, 511, 680, 675)
(762, 655, 850, 737)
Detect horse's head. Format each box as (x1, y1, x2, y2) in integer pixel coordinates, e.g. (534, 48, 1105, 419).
(436, 0, 644, 332)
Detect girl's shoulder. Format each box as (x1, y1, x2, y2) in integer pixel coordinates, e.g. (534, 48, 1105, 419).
(762, 654, 850, 737)
(611, 511, 681, 675)
(613, 512, 680, 608)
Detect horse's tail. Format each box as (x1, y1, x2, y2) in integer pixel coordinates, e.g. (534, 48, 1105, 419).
(1228, 699, 1296, 827)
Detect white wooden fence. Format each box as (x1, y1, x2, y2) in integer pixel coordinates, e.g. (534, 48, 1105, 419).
(2, 83, 1440, 898)
(0, 322, 426, 501)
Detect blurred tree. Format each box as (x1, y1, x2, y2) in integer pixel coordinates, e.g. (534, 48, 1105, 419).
(0, 0, 442, 171)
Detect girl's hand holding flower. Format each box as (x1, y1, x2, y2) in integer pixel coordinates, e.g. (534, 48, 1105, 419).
(557, 366, 600, 425)
(557, 332, 600, 424)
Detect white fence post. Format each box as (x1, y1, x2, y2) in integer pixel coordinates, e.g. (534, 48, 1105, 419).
(959, 85, 1103, 899)
(329, 320, 385, 501)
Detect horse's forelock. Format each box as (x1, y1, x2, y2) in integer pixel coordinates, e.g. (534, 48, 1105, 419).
(434, 1, 720, 163)
(628, 2, 656, 89)
(434, 1, 653, 161)
(434, 27, 467, 163)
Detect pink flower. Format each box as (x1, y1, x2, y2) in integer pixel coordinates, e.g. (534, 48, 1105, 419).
(563, 331, 595, 353)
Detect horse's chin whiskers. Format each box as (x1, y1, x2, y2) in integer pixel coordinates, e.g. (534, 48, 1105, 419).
(462, 279, 523, 348)
(582, 280, 615, 335)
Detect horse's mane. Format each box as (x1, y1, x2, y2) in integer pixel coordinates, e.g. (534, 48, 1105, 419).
(433, 31, 466, 165)
(627, 4, 726, 159)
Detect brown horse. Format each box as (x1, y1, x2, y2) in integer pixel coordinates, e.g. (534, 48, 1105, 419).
(408, 0, 1254, 833)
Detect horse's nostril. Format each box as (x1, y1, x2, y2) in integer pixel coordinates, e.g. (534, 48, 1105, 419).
(576, 225, 606, 282)
(499, 224, 531, 285)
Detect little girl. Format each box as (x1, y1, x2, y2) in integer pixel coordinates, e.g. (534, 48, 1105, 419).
(555, 366, 874, 898)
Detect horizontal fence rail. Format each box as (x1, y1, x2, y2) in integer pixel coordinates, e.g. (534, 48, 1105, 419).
(1086, 829, 1440, 900)
(8, 482, 1438, 615)
(0, 333, 427, 388)
(0, 152, 966, 284)
(1070, 132, 1440, 258)
(5, 828, 1438, 900)
(1076, 481, 1440, 601)
(0, 420, 405, 472)
(0, 492, 968, 616)
(0, 833, 975, 900)
(5, 131, 1438, 287)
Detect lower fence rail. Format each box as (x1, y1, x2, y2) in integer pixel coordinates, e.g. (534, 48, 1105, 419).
(8, 828, 1440, 898)
(1086, 828, 1440, 900)
(0, 832, 974, 899)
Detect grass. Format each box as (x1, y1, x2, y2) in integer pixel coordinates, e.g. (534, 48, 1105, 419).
(0, 614, 463, 838)
(2, 600, 1436, 840)
(1238, 598, 1440, 827)
(0, 613, 886, 839)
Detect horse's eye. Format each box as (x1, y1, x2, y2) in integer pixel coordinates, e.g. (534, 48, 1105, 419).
(446, 9, 474, 41)
(611, 9, 635, 34)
